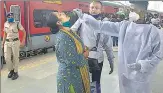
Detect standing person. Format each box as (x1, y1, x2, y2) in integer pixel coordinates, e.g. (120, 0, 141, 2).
(103, 14, 110, 21)
(73, 9, 163, 93)
(2, 12, 26, 80)
(151, 14, 160, 27)
(109, 14, 119, 47)
(47, 12, 90, 93)
(161, 24, 163, 30)
(71, 1, 114, 93)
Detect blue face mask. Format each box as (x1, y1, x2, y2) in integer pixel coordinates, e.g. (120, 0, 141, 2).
(62, 21, 71, 27)
(91, 14, 100, 19)
(7, 18, 14, 22)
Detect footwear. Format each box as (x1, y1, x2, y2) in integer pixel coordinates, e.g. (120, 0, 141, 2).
(11, 72, 19, 80)
(8, 70, 14, 78)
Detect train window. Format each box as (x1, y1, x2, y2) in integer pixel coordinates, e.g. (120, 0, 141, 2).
(33, 9, 56, 28)
(10, 5, 21, 22)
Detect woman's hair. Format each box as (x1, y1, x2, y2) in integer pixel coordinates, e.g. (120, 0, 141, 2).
(47, 13, 60, 34)
(47, 11, 79, 34)
(47, 12, 83, 54)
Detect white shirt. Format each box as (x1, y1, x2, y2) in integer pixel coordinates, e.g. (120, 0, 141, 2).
(71, 16, 114, 63)
(71, 18, 98, 59)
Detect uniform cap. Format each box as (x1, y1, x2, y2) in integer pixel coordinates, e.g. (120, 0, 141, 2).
(6, 12, 14, 17)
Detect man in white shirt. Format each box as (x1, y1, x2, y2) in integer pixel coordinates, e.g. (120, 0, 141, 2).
(71, 1, 114, 93)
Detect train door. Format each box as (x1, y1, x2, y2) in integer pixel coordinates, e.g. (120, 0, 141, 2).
(0, 1, 4, 69)
(1, 1, 5, 38)
(4, 1, 25, 43)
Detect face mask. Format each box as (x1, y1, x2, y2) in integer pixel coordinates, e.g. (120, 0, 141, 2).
(91, 14, 100, 19)
(7, 18, 14, 22)
(62, 21, 71, 27)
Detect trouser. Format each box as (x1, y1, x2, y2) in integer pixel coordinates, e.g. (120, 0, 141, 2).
(112, 36, 118, 46)
(88, 58, 103, 93)
(4, 40, 20, 72)
(92, 62, 103, 84)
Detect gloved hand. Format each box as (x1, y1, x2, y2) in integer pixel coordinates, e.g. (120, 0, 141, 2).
(109, 61, 114, 74)
(73, 8, 83, 18)
(127, 63, 141, 71)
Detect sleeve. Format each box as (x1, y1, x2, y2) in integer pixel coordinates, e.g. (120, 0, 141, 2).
(18, 22, 24, 31)
(3, 22, 7, 32)
(57, 35, 83, 67)
(138, 26, 163, 73)
(103, 35, 115, 63)
(71, 18, 82, 32)
(83, 14, 122, 37)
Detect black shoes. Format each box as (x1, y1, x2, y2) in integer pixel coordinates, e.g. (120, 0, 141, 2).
(8, 70, 14, 78)
(11, 72, 19, 80)
(8, 70, 19, 80)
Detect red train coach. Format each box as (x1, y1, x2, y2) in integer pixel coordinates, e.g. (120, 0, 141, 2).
(1, 1, 118, 59)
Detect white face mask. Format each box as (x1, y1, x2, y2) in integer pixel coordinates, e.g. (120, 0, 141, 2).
(129, 12, 140, 22)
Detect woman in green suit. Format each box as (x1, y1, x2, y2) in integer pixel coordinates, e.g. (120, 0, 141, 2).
(47, 12, 90, 93)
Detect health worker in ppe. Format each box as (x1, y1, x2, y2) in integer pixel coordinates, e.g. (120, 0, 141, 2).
(73, 9, 163, 93)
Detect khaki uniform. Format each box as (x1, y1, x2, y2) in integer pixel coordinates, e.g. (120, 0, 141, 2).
(4, 21, 24, 72)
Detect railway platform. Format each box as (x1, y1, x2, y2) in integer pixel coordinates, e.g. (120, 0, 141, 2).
(1, 49, 163, 93)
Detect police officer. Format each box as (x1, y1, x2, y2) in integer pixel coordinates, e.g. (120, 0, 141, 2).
(71, 1, 114, 93)
(1, 12, 26, 80)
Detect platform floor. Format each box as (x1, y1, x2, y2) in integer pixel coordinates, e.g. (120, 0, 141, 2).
(1, 50, 163, 93)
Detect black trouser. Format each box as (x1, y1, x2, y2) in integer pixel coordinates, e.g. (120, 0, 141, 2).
(91, 62, 103, 84)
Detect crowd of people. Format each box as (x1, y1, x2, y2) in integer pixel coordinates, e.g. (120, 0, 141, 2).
(102, 10, 163, 47)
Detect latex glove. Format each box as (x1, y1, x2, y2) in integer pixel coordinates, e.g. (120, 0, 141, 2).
(109, 61, 114, 74)
(73, 8, 83, 18)
(127, 63, 141, 71)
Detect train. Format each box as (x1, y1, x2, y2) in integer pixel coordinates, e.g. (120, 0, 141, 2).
(0, 0, 120, 62)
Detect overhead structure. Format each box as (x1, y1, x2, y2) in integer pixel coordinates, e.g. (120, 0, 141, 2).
(101, 1, 124, 8)
(43, 0, 62, 4)
(148, 1, 163, 13)
(129, 1, 148, 10)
